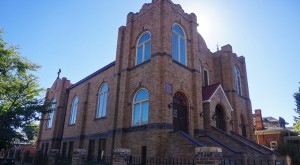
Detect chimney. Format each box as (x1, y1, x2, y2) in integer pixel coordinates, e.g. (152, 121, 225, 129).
(255, 109, 264, 130)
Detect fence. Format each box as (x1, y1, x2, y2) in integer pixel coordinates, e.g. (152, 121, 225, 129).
(75, 157, 284, 165)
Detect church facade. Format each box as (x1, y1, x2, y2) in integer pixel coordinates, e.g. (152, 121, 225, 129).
(37, 0, 283, 161)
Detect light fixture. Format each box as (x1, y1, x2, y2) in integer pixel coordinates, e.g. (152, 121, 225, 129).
(200, 112, 204, 117)
(168, 103, 173, 109)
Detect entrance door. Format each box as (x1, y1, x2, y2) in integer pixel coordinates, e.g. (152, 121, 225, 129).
(215, 104, 226, 131)
(173, 93, 188, 133)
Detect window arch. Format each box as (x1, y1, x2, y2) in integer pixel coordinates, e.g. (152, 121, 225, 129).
(234, 66, 242, 95)
(97, 83, 108, 118)
(132, 89, 149, 126)
(172, 24, 186, 65)
(47, 97, 56, 128)
(136, 32, 151, 65)
(69, 96, 78, 125)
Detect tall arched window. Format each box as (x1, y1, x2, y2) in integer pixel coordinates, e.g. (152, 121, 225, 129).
(69, 96, 78, 125)
(97, 83, 108, 118)
(203, 69, 209, 87)
(132, 89, 149, 126)
(47, 97, 56, 128)
(136, 32, 151, 65)
(172, 24, 186, 65)
(234, 66, 242, 95)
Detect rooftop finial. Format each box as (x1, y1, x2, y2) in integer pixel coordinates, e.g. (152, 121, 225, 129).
(57, 68, 61, 79)
(216, 42, 220, 51)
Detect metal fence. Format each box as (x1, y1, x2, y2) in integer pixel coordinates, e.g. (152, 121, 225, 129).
(54, 157, 284, 165)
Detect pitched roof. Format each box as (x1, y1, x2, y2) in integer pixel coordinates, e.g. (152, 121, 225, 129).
(202, 83, 233, 111)
(202, 83, 221, 101)
(67, 61, 115, 90)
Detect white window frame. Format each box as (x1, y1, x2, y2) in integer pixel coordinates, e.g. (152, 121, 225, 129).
(69, 96, 78, 125)
(136, 31, 151, 65)
(204, 69, 209, 86)
(234, 66, 242, 95)
(47, 97, 56, 128)
(172, 23, 187, 66)
(96, 83, 108, 118)
(132, 88, 149, 126)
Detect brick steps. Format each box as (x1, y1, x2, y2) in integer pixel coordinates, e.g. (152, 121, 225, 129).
(229, 131, 280, 156)
(209, 127, 267, 155)
(197, 136, 239, 156)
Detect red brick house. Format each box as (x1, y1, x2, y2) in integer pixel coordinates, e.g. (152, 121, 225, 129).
(37, 0, 288, 162)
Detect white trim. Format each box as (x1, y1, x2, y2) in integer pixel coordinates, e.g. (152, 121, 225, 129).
(47, 97, 56, 128)
(96, 83, 108, 118)
(205, 84, 233, 111)
(69, 96, 78, 125)
(132, 88, 149, 126)
(135, 31, 151, 65)
(172, 23, 187, 66)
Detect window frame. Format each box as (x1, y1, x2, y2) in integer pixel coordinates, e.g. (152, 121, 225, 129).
(203, 69, 209, 87)
(46, 97, 56, 129)
(96, 83, 109, 119)
(172, 24, 187, 66)
(136, 31, 151, 65)
(69, 96, 79, 125)
(234, 66, 242, 96)
(132, 88, 149, 126)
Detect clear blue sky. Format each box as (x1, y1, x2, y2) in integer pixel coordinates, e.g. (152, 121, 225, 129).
(1, 0, 299, 126)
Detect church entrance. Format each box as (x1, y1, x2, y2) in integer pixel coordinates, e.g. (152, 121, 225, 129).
(172, 92, 188, 133)
(215, 104, 226, 131)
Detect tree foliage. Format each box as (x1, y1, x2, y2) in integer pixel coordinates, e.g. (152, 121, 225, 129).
(294, 83, 300, 133)
(0, 32, 49, 149)
(294, 83, 300, 120)
(22, 123, 39, 141)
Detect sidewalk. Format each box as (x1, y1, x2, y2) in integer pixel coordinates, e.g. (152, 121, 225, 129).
(15, 161, 32, 165)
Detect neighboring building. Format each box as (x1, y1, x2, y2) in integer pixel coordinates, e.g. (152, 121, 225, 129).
(37, 0, 286, 162)
(254, 109, 300, 152)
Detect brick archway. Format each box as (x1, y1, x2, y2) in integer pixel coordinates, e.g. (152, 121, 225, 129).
(172, 92, 188, 133)
(215, 104, 226, 132)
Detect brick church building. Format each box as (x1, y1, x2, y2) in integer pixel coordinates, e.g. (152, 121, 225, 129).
(37, 0, 287, 162)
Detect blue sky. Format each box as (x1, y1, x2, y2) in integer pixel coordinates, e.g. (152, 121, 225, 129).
(1, 0, 299, 126)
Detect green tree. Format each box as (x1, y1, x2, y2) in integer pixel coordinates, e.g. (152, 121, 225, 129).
(22, 123, 39, 141)
(0, 32, 49, 149)
(294, 83, 300, 133)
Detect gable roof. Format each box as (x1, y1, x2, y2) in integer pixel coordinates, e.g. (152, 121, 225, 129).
(202, 83, 233, 111)
(68, 61, 115, 90)
(202, 83, 221, 101)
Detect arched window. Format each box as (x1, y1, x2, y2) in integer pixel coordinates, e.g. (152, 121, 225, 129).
(172, 24, 186, 65)
(69, 96, 78, 125)
(47, 97, 56, 128)
(234, 66, 242, 95)
(203, 69, 209, 87)
(136, 32, 151, 65)
(132, 89, 149, 126)
(97, 83, 108, 118)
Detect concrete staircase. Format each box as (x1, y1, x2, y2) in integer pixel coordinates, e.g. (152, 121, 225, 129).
(196, 126, 280, 158)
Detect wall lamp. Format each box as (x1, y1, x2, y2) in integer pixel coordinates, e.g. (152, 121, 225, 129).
(200, 112, 204, 117)
(168, 103, 173, 109)
(212, 113, 217, 121)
